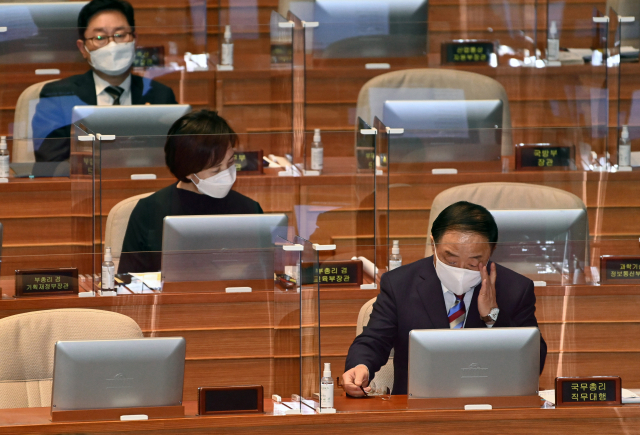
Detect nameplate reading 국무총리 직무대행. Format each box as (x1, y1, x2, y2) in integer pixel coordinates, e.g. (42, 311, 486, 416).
(555, 377, 621, 407)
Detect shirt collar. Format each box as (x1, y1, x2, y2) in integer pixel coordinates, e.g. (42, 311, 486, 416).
(93, 72, 132, 96)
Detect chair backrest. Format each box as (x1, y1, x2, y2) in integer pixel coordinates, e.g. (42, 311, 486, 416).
(104, 192, 154, 270)
(13, 80, 59, 163)
(425, 182, 588, 257)
(356, 68, 513, 156)
(0, 308, 143, 409)
(356, 297, 394, 393)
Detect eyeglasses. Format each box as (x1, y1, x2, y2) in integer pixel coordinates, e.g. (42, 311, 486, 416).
(85, 32, 134, 48)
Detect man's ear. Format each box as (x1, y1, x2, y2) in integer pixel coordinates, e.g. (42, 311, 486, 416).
(77, 40, 90, 61)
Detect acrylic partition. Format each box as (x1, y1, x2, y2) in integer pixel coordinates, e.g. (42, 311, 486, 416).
(307, 234, 640, 413)
(0, 135, 98, 278)
(0, 247, 322, 411)
(1, 19, 295, 163)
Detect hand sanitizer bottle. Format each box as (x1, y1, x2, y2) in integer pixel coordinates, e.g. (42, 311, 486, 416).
(311, 128, 323, 173)
(0, 136, 9, 178)
(221, 25, 234, 66)
(101, 247, 115, 293)
(389, 240, 402, 271)
(320, 362, 334, 409)
(547, 21, 560, 61)
(619, 125, 631, 167)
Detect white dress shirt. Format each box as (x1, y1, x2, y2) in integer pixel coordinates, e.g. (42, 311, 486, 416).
(441, 284, 494, 328)
(93, 72, 132, 106)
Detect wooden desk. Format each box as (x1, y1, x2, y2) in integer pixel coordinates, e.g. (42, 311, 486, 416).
(1, 396, 640, 434)
(3, 165, 640, 273)
(1, 274, 640, 396)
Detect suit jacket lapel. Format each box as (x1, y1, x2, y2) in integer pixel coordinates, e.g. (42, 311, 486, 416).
(464, 283, 485, 328)
(131, 75, 144, 104)
(417, 257, 450, 329)
(74, 70, 98, 105)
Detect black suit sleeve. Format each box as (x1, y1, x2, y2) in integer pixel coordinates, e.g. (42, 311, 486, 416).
(118, 200, 159, 274)
(494, 279, 547, 374)
(344, 272, 398, 380)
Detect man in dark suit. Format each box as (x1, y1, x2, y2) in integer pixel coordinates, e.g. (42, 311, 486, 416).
(343, 201, 547, 396)
(33, 0, 177, 162)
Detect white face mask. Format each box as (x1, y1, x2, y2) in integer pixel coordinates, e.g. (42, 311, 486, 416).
(192, 164, 236, 198)
(434, 248, 482, 296)
(86, 41, 135, 76)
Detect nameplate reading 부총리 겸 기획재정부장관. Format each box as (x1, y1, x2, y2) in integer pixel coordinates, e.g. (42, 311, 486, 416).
(15, 268, 78, 297)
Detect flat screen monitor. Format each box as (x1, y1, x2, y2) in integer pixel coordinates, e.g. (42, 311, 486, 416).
(382, 99, 503, 163)
(408, 328, 540, 399)
(290, 0, 428, 58)
(161, 214, 289, 282)
(51, 337, 185, 411)
(72, 105, 191, 169)
(0, 2, 88, 65)
(489, 208, 589, 277)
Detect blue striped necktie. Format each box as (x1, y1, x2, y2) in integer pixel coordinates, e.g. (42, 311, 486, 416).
(105, 86, 124, 105)
(448, 294, 466, 329)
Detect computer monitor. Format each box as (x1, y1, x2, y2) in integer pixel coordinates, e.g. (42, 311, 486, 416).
(382, 100, 503, 163)
(408, 328, 540, 399)
(161, 214, 289, 283)
(51, 337, 185, 411)
(489, 209, 589, 278)
(0, 2, 88, 65)
(289, 0, 428, 59)
(72, 105, 191, 170)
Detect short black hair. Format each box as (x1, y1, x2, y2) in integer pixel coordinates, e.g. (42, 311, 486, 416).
(431, 201, 498, 245)
(164, 110, 238, 183)
(78, 0, 136, 40)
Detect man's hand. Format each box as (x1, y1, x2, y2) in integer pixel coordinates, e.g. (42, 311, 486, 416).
(342, 365, 371, 397)
(477, 261, 498, 320)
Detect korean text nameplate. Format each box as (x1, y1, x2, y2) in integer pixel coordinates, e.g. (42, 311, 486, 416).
(15, 268, 79, 297)
(555, 377, 621, 407)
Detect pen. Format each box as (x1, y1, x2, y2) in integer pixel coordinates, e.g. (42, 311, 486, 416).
(359, 385, 368, 397)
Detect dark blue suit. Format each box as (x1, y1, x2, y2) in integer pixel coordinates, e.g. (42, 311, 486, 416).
(345, 256, 547, 395)
(33, 70, 177, 162)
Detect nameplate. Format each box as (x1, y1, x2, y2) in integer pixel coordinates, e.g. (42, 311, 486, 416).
(271, 43, 293, 64)
(441, 40, 495, 65)
(516, 144, 574, 170)
(301, 260, 363, 286)
(555, 377, 621, 407)
(15, 268, 78, 297)
(600, 256, 640, 283)
(234, 151, 264, 175)
(198, 386, 263, 415)
(356, 148, 376, 171)
(134, 46, 164, 68)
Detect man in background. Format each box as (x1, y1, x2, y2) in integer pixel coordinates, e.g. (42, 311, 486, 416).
(33, 0, 177, 162)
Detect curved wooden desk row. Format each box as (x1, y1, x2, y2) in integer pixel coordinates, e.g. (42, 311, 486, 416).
(1, 277, 640, 401)
(2, 165, 640, 272)
(3, 57, 640, 144)
(1, 395, 640, 434)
